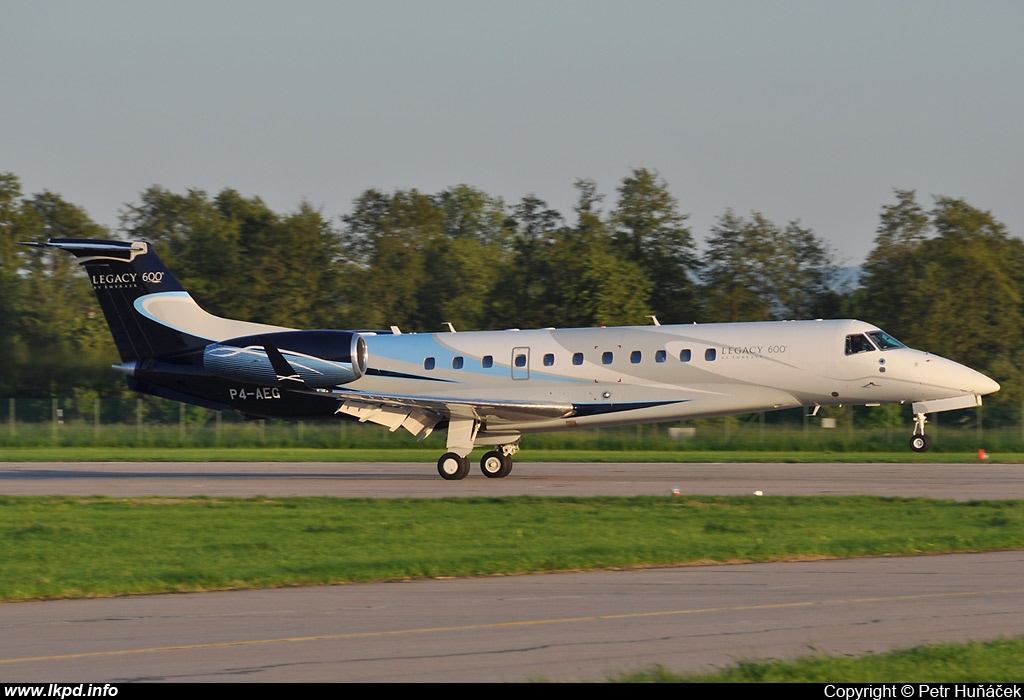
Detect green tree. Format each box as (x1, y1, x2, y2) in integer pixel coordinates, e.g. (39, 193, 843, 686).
(916, 199, 1023, 389)
(0, 173, 27, 394)
(261, 201, 345, 329)
(14, 191, 116, 395)
(858, 192, 1024, 418)
(420, 185, 511, 331)
(432, 184, 510, 246)
(120, 187, 246, 317)
(0, 173, 25, 392)
(120, 187, 346, 328)
(774, 220, 840, 319)
(540, 179, 651, 327)
(339, 189, 443, 329)
(611, 168, 697, 323)
(491, 194, 564, 328)
(701, 210, 837, 322)
(701, 210, 771, 321)
(858, 189, 931, 332)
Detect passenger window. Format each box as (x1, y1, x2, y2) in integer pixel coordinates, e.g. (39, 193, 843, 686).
(705, 348, 716, 361)
(655, 350, 666, 363)
(424, 357, 435, 370)
(572, 352, 584, 366)
(680, 349, 691, 362)
(543, 353, 554, 366)
(845, 334, 876, 355)
(602, 351, 613, 365)
(630, 350, 642, 364)
(514, 354, 527, 368)
(482, 355, 493, 368)
(452, 356, 464, 369)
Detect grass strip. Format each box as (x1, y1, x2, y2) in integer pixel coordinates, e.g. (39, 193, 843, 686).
(601, 637, 1024, 682)
(2, 447, 1021, 462)
(1, 495, 1022, 601)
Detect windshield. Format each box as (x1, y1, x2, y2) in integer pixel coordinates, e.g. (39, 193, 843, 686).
(867, 330, 905, 350)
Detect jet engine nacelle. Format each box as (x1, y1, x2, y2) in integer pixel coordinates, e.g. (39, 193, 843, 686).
(203, 330, 368, 388)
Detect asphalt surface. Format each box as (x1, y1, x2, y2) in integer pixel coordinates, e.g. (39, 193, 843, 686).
(2, 460, 1023, 499)
(1, 461, 1022, 682)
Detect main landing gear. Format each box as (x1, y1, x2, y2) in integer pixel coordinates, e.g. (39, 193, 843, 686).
(909, 412, 932, 452)
(436, 443, 519, 480)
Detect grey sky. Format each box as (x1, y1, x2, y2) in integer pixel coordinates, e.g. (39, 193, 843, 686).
(3, 0, 1022, 265)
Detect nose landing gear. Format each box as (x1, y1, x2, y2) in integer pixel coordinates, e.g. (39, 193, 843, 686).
(910, 412, 932, 452)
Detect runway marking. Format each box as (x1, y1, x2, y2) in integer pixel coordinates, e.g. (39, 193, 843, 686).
(4, 587, 1023, 666)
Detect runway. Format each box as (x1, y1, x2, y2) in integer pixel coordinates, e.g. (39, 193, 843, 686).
(2, 461, 1022, 682)
(2, 460, 1023, 499)
(3, 552, 1023, 682)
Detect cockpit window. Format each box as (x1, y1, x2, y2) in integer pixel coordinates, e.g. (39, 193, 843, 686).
(845, 334, 876, 355)
(867, 330, 905, 350)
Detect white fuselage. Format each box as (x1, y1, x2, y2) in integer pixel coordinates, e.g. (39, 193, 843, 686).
(353, 319, 999, 437)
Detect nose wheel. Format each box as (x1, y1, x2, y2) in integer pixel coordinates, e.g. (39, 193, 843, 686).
(910, 412, 931, 452)
(910, 434, 932, 452)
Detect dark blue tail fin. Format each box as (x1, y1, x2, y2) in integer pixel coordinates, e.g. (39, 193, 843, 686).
(26, 239, 210, 362)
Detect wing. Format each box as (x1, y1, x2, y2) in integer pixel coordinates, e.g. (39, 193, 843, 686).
(327, 388, 576, 441)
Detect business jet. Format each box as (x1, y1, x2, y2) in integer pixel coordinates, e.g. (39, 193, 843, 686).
(29, 238, 1000, 480)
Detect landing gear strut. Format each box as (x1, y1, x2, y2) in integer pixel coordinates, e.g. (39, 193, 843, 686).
(909, 412, 932, 452)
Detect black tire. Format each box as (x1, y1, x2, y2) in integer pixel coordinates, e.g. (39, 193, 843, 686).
(909, 434, 932, 453)
(497, 454, 513, 478)
(437, 452, 470, 480)
(480, 451, 513, 478)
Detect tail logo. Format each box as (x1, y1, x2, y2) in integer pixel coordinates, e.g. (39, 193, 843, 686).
(90, 273, 138, 289)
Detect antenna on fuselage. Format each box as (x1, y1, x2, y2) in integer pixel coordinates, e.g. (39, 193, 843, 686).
(647, 315, 661, 327)
(443, 322, 456, 333)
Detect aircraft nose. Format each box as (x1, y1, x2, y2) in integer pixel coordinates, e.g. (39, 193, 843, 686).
(922, 354, 1000, 396)
(946, 358, 1000, 396)
(977, 373, 1001, 396)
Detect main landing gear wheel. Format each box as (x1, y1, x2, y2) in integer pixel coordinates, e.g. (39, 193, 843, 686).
(480, 451, 513, 478)
(437, 452, 470, 480)
(910, 434, 932, 453)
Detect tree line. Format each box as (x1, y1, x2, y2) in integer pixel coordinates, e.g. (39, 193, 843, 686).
(1, 169, 1021, 422)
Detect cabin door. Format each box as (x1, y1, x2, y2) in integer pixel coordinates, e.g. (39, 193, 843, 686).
(511, 347, 530, 380)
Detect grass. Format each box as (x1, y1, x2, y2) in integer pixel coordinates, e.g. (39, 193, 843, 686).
(4, 492, 1021, 683)
(597, 637, 1024, 682)
(1, 494, 1023, 601)
(3, 406, 1023, 454)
